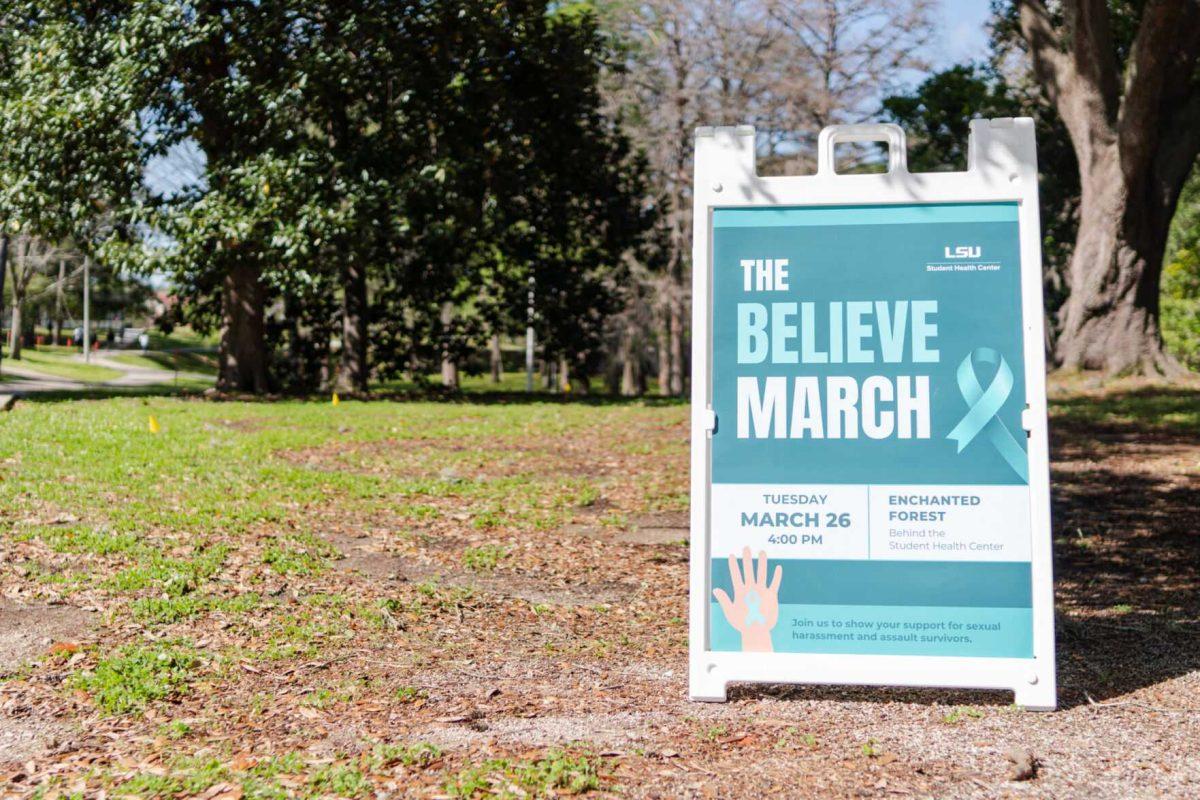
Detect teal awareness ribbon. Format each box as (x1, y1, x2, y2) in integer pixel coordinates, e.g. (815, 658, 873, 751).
(745, 590, 766, 625)
(946, 347, 1029, 482)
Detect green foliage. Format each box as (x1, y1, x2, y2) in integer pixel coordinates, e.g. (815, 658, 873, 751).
(444, 750, 602, 798)
(262, 534, 336, 575)
(1163, 168, 1200, 369)
(70, 641, 200, 715)
(0, 3, 155, 247)
(461, 544, 509, 572)
(370, 741, 442, 768)
(107, 1, 654, 393)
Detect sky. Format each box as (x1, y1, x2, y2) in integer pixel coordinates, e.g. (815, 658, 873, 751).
(937, 0, 994, 67)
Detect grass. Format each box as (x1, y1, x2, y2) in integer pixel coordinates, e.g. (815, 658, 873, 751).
(461, 543, 509, 571)
(2, 377, 1193, 796)
(443, 750, 604, 798)
(3, 347, 122, 382)
(70, 641, 201, 715)
(1049, 375, 1200, 430)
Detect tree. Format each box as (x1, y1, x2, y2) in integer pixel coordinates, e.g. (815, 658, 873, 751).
(4, 237, 57, 358)
(1010, 0, 1200, 374)
(0, 2, 155, 360)
(603, 0, 794, 395)
(147, 0, 313, 394)
(604, 0, 935, 395)
(768, 0, 934, 169)
(368, 1, 652, 391)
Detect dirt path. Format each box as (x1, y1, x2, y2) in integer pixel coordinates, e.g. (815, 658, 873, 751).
(0, 352, 208, 394)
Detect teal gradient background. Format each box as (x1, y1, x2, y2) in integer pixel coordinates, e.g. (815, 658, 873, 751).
(710, 202, 1029, 486)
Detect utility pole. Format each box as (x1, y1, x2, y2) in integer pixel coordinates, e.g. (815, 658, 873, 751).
(524, 275, 535, 393)
(83, 257, 90, 362)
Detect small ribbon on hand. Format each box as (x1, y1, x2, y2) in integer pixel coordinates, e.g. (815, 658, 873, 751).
(745, 590, 766, 626)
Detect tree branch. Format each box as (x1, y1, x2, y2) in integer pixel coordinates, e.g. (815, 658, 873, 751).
(1015, 1, 1069, 98)
(1153, 84, 1200, 208)
(1067, 0, 1120, 121)
(1117, 0, 1200, 181)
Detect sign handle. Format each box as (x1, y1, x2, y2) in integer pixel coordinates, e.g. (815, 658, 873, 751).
(816, 123, 908, 175)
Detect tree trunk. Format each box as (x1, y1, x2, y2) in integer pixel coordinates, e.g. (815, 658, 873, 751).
(669, 299, 685, 395)
(52, 258, 65, 345)
(1013, 0, 1200, 376)
(619, 320, 644, 396)
(656, 315, 670, 396)
(1053, 148, 1183, 375)
(8, 302, 21, 360)
(439, 302, 458, 389)
(0, 234, 6, 372)
(336, 256, 369, 394)
(489, 333, 503, 383)
(217, 261, 269, 393)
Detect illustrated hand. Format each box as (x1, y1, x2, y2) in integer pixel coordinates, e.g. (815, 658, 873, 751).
(713, 547, 782, 652)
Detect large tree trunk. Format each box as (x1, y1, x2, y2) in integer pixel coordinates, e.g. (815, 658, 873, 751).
(1016, 0, 1200, 376)
(336, 257, 369, 393)
(217, 261, 269, 393)
(1054, 150, 1181, 374)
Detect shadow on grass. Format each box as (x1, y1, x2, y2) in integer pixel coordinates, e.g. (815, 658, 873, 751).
(5, 384, 209, 403)
(1051, 383, 1200, 432)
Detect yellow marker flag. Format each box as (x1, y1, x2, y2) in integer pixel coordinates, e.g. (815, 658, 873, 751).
(331, 393, 340, 406)
(148, 415, 161, 434)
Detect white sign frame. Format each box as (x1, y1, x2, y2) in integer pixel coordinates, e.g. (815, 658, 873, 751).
(688, 120, 1056, 710)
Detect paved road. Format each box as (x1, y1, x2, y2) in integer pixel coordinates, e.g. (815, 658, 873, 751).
(0, 352, 212, 395)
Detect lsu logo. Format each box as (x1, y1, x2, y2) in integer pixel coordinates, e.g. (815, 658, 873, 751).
(944, 245, 981, 259)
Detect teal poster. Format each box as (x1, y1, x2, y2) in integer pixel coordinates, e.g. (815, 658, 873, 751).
(708, 202, 1034, 659)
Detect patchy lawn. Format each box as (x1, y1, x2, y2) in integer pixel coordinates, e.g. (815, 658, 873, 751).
(0, 381, 1198, 798)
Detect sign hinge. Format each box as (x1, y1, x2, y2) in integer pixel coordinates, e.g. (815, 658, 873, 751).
(704, 408, 717, 433)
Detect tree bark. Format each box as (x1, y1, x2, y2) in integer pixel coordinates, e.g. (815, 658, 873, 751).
(489, 333, 503, 383)
(439, 302, 458, 389)
(619, 320, 644, 396)
(0, 234, 6, 372)
(217, 261, 269, 393)
(8, 302, 21, 360)
(336, 256, 369, 394)
(558, 354, 588, 393)
(1016, 0, 1200, 375)
(52, 257, 65, 346)
(669, 299, 685, 395)
(1054, 146, 1182, 374)
(656, 314, 670, 396)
